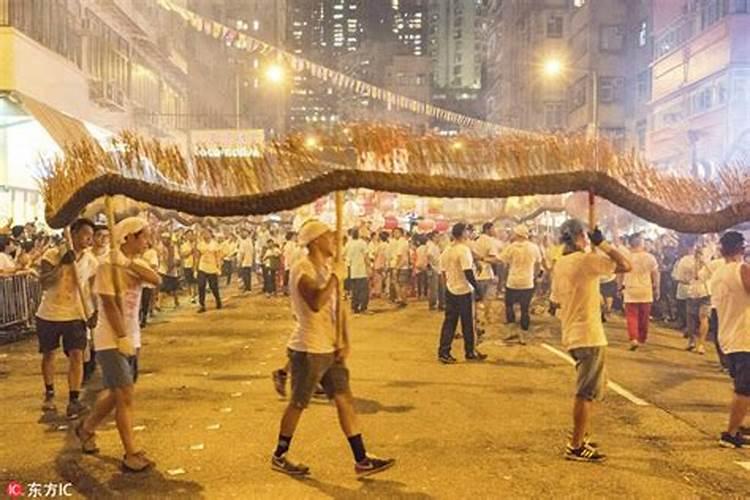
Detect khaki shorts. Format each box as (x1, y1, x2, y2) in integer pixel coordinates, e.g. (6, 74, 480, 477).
(288, 349, 350, 408)
(569, 346, 607, 401)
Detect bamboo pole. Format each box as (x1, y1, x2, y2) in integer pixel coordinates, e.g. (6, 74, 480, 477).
(64, 227, 91, 323)
(588, 189, 596, 230)
(104, 196, 123, 308)
(335, 191, 344, 347)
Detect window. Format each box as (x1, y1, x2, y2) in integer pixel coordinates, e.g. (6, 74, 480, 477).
(701, 0, 725, 29)
(638, 20, 648, 47)
(600, 25, 624, 52)
(734, 0, 749, 13)
(598, 77, 625, 103)
(570, 77, 587, 110)
(544, 102, 565, 130)
(637, 69, 652, 103)
(547, 16, 563, 38)
(573, 0, 586, 7)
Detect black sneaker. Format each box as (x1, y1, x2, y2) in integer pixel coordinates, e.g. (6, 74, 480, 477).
(565, 443, 607, 463)
(438, 354, 457, 364)
(271, 454, 310, 476)
(719, 432, 749, 449)
(465, 351, 487, 362)
(355, 454, 396, 477)
(272, 370, 287, 398)
(41, 393, 56, 412)
(66, 400, 89, 420)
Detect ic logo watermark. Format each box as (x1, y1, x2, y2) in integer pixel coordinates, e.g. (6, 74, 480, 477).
(6, 481, 73, 498)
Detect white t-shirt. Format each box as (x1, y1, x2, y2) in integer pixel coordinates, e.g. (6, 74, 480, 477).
(388, 238, 409, 269)
(373, 241, 388, 270)
(500, 240, 542, 290)
(442, 242, 474, 295)
(623, 250, 658, 303)
(238, 238, 255, 267)
(344, 239, 369, 279)
(0, 252, 15, 272)
(197, 240, 221, 274)
(287, 256, 337, 354)
(473, 234, 498, 281)
(700, 258, 725, 308)
(36, 247, 99, 322)
(426, 240, 441, 269)
(711, 261, 750, 354)
(92, 250, 144, 350)
(221, 240, 238, 261)
(673, 255, 709, 299)
(552, 251, 616, 350)
(180, 241, 194, 269)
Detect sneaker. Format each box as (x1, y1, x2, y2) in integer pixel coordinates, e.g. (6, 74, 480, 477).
(629, 341, 639, 352)
(719, 432, 749, 449)
(271, 453, 310, 476)
(41, 393, 56, 412)
(122, 451, 155, 473)
(272, 370, 287, 398)
(686, 341, 696, 351)
(355, 454, 396, 477)
(197, 307, 206, 314)
(465, 351, 487, 362)
(75, 422, 99, 454)
(438, 354, 457, 365)
(518, 332, 527, 346)
(564, 443, 607, 463)
(696, 345, 706, 355)
(66, 400, 89, 420)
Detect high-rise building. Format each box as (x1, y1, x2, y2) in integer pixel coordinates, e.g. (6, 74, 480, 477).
(0, 0, 188, 221)
(287, 0, 365, 128)
(429, 0, 484, 90)
(648, 0, 750, 176)
(392, 0, 429, 56)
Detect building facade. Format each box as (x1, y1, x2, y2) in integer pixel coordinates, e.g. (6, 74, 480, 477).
(0, 0, 189, 222)
(648, 0, 750, 175)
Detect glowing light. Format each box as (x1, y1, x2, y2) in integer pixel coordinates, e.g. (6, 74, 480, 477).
(451, 141, 464, 150)
(304, 136, 319, 149)
(542, 58, 564, 78)
(265, 64, 285, 84)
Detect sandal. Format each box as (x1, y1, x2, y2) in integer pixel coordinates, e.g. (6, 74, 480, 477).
(75, 421, 99, 454)
(122, 451, 155, 473)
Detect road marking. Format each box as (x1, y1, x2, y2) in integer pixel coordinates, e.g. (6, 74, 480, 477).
(540, 343, 651, 407)
(736, 461, 750, 471)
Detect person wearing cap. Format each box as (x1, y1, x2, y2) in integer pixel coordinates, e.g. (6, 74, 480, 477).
(473, 222, 501, 330)
(499, 224, 545, 343)
(622, 233, 659, 351)
(271, 219, 395, 478)
(437, 222, 487, 364)
(552, 219, 631, 463)
(237, 228, 255, 293)
(709, 231, 750, 449)
(196, 228, 222, 312)
(76, 217, 161, 473)
(36, 218, 98, 419)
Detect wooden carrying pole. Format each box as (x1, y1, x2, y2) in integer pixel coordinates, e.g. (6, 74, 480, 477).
(588, 189, 596, 230)
(64, 227, 92, 322)
(335, 191, 344, 347)
(104, 196, 123, 308)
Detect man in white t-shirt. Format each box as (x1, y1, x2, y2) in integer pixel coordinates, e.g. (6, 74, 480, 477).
(282, 232, 298, 296)
(499, 225, 544, 342)
(473, 222, 500, 329)
(237, 228, 255, 293)
(425, 232, 442, 310)
(76, 217, 161, 473)
(179, 229, 197, 300)
(437, 223, 487, 364)
(344, 229, 370, 313)
(36, 218, 98, 419)
(709, 231, 750, 449)
(622, 233, 660, 350)
(271, 220, 395, 477)
(140, 241, 159, 328)
(552, 220, 631, 463)
(196, 228, 222, 313)
(387, 228, 410, 307)
(673, 241, 711, 353)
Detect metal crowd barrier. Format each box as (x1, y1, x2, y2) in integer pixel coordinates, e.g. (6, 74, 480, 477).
(0, 273, 41, 340)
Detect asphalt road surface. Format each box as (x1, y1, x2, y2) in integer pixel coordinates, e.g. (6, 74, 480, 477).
(1, 287, 748, 499)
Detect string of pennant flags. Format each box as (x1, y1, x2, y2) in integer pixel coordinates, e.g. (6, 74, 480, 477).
(154, 0, 522, 136)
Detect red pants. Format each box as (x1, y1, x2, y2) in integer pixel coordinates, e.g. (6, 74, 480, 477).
(625, 302, 652, 343)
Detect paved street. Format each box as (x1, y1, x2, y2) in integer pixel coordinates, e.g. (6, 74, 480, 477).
(1, 288, 749, 499)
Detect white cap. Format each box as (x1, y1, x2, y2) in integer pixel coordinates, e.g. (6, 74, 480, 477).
(513, 224, 529, 239)
(297, 219, 332, 246)
(114, 217, 148, 244)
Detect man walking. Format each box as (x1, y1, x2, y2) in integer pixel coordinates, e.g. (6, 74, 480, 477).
(237, 228, 255, 293)
(197, 228, 222, 313)
(76, 217, 161, 472)
(270, 219, 395, 477)
(36, 218, 98, 418)
(389, 228, 409, 307)
(552, 220, 631, 462)
(674, 241, 711, 353)
(180, 229, 197, 302)
(344, 229, 370, 313)
(473, 222, 500, 330)
(622, 233, 659, 350)
(709, 231, 750, 448)
(437, 223, 487, 364)
(500, 225, 543, 343)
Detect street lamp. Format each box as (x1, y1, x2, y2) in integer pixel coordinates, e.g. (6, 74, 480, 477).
(265, 64, 285, 85)
(540, 57, 598, 139)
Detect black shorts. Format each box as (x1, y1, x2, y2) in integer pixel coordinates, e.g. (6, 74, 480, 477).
(160, 274, 179, 293)
(726, 352, 750, 397)
(183, 268, 195, 284)
(599, 280, 617, 298)
(36, 317, 87, 355)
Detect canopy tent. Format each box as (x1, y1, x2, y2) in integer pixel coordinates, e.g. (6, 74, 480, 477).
(39, 124, 750, 233)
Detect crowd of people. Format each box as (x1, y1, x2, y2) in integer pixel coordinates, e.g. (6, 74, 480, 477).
(1, 212, 748, 472)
